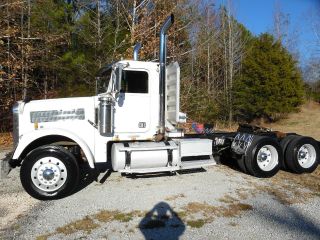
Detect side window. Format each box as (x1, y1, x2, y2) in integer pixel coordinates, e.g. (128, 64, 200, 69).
(121, 70, 148, 93)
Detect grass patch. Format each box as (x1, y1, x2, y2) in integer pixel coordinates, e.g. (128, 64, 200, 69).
(218, 195, 238, 204)
(114, 212, 133, 222)
(36, 233, 53, 240)
(93, 210, 117, 222)
(175, 211, 187, 219)
(187, 219, 206, 228)
(40, 209, 146, 238)
(221, 203, 253, 217)
(165, 193, 186, 201)
(93, 210, 144, 223)
(56, 216, 99, 235)
(180, 200, 253, 228)
(313, 192, 320, 197)
(183, 202, 218, 215)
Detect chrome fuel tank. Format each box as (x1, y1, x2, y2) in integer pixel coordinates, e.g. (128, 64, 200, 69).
(111, 141, 179, 171)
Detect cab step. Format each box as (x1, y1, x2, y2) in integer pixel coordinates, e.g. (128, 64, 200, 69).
(119, 166, 180, 174)
(180, 158, 217, 170)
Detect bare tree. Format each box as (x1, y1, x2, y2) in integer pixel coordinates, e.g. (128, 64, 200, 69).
(218, 3, 247, 126)
(272, 0, 300, 59)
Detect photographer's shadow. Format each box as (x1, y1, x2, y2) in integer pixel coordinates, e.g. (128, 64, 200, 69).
(139, 202, 185, 240)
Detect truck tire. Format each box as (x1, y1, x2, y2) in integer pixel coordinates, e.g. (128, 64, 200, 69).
(244, 136, 282, 178)
(285, 136, 319, 173)
(20, 145, 79, 200)
(237, 156, 248, 173)
(280, 135, 298, 170)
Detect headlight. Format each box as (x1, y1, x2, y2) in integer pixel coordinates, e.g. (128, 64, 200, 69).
(12, 103, 19, 147)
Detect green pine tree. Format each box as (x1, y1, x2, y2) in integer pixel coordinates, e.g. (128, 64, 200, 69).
(234, 33, 304, 122)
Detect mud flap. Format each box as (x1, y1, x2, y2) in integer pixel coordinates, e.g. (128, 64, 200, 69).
(0, 154, 12, 179)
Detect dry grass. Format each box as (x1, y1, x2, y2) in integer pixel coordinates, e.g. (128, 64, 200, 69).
(265, 101, 320, 139)
(221, 203, 253, 217)
(218, 194, 238, 204)
(93, 209, 145, 223)
(36, 233, 53, 240)
(186, 219, 206, 228)
(165, 193, 186, 201)
(93, 210, 118, 223)
(179, 200, 253, 228)
(211, 101, 320, 136)
(37, 209, 147, 239)
(56, 216, 100, 235)
(114, 212, 134, 222)
(0, 133, 13, 149)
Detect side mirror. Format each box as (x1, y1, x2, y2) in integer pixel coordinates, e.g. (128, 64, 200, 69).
(115, 67, 122, 93)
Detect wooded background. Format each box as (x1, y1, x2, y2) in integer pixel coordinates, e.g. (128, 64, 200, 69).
(1, 0, 320, 132)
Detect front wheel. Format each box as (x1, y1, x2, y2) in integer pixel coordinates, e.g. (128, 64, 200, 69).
(20, 145, 79, 200)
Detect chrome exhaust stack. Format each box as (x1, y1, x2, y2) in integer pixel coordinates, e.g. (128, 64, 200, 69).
(159, 14, 174, 134)
(133, 43, 141, 61)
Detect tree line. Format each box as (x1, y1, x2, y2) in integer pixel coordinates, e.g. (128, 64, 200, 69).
(0, 0, 313, 132)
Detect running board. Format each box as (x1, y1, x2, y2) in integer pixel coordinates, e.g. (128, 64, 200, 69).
(119, 166, 180, 174)
(180, 159, 217, 170)
(119, 159, 217, 173)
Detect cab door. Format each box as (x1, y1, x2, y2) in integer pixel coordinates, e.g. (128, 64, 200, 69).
(113, 69, 151, 133)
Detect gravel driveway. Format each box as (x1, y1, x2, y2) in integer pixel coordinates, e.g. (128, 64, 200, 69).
(0, 149, 319, 240)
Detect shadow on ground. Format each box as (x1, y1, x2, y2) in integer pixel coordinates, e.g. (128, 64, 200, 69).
(70, 162, 112, 196)
(139, 202, 185, 240)
(255, 198, 320, 239)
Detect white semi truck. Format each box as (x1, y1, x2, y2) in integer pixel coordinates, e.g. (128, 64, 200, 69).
(2, 15, 319, 200)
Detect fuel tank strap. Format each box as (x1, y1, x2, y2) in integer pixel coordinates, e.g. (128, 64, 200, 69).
(124, 142, 131, 169)
(165, 141, 173, 166)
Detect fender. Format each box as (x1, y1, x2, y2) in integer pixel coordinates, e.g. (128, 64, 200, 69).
(12, 128, 95, 168)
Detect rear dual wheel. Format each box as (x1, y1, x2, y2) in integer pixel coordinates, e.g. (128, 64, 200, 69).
(239, 135, 319, 176)
(245, 137, 282, 178)
(284, 136, 319, 173)
(237, 136, 282, 178)
(279, 135, 297, 169)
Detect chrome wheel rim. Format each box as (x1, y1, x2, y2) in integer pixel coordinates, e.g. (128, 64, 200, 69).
(31, 157, 67, 192)
(257, 145, 278, 171)
(297, 144, 316, 169)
